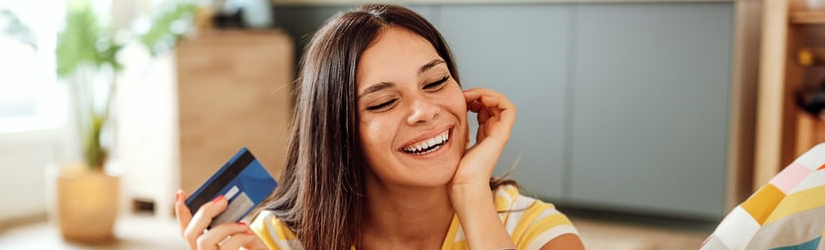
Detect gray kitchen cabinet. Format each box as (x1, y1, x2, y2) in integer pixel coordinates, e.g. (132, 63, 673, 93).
(436, 5, 571, 201)
(436, 3, 734, 219)
(568, 3, 733, 220)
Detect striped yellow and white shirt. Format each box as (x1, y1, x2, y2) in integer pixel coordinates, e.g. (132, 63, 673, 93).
(250, 185, 579, 250)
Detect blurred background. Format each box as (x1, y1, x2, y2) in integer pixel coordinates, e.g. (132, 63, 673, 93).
(1, 0, 824, 249)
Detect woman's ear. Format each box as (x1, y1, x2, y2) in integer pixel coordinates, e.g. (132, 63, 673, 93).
(464, 122, 471, 149)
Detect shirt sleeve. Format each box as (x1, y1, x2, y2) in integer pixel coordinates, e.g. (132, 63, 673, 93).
(494, 185, 580, 250)
(250, 210, 301, 250)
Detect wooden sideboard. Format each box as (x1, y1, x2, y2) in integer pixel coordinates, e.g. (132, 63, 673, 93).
(789, 11, 825, 161)
(755, 1, 825, 188)
(176, 30, 294, 193)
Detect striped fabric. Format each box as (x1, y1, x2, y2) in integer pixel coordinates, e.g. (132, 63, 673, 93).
(249, 185, 579, 250)
(700, 143, 825, 250)
(443, 185, 579, 250)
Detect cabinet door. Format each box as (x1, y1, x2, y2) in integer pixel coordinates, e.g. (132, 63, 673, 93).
(437, 5, 570, 200)
(569, 3, 733, 219)
(177, 31, 293, 194)
(274, 5, 356, 63)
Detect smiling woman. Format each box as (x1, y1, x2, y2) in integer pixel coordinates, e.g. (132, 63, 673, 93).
(174, 4, 585, 250)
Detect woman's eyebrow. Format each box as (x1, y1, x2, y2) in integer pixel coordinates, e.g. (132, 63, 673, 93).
(418, 59, 445, 75)
(358, 82, 395, 99)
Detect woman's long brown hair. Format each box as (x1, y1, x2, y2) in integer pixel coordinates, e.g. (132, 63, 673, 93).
(259, 4, 513, 250)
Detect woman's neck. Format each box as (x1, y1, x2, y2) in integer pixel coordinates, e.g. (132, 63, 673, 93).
(360, 178, 455, 250)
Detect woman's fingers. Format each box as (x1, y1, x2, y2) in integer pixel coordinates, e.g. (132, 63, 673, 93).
(463, 88, 516, 142)
(175, 190, 192, 236)
(183, 195, 229, 248)
(175, 190, 200, 250)
(477, 95, 514, 137)
(175, 190, 258, 250)
(195, 222, 254, 250)
(463, 88, 515, 122)
(209, 233, 256, 250)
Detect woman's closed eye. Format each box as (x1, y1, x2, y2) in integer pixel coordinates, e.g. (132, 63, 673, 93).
(366, 99, 398, 111)
(424, 76, 450, 90)
(363, 76, 449, 111)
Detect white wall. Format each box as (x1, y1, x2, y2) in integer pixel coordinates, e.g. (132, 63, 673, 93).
(0, 0, 71, 223)
(0, 126, 74, 223)
(114, 46, 179, 219)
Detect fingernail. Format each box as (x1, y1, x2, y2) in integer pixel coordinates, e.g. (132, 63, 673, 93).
(175, 192, 181, 203)
(238, 222, 254, 235)
(211, 195, 224, 204)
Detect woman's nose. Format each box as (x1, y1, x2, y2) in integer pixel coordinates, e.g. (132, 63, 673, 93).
(405, 96, 439, 125)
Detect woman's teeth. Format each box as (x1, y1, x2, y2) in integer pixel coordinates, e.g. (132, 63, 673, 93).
(403, 131, 450, 155)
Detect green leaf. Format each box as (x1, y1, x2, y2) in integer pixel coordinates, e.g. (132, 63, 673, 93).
(55, 0, 120, 77)
(138, 1, 198, 56)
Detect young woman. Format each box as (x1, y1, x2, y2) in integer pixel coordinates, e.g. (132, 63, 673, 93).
(175, 4, 585, 250)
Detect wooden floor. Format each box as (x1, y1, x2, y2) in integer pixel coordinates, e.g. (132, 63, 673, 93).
(0, 212, 714, 250)
(0, 215, 185, 250)
(573, 216, 712, 250)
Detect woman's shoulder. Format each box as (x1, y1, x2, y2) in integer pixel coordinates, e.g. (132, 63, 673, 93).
(492, 184, 550, 212)
(492, 184, 580, 249)
(250, 210, 302, 250)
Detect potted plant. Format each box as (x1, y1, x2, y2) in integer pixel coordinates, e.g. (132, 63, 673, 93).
(52, 0, 197, 243)
(52, 0, 122, 243)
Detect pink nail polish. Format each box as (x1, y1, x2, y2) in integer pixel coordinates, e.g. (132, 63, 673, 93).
(211, 195, 224, 204)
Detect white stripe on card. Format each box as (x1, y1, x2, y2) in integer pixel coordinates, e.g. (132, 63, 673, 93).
(225, 185, 239, 200)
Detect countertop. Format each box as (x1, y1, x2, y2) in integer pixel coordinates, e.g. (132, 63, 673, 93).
(271, 0, 738, 6)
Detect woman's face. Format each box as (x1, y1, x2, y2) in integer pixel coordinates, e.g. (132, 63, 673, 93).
(356, 26, 468, 188)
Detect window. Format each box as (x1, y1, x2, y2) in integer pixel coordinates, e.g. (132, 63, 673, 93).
(0, 1, 66, 222)
(0, 1, 64, 133)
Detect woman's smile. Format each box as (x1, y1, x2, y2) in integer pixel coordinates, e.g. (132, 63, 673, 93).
(400, 127, 452, 156)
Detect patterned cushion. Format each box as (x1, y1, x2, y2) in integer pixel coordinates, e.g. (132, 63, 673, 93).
(700, 143, 825, 250)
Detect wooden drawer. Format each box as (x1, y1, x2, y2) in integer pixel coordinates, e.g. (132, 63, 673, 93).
(176, 30, 293, 193)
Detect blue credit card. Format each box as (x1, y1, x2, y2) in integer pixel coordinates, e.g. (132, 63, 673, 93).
(185, 147, 278, 228)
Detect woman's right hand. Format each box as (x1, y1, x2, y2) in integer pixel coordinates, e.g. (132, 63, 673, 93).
(175, 190, 268, 250)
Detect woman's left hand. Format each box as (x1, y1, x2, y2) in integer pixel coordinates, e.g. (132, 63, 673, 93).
(447, 88, 518, 250)
(452, 87, 516, 187)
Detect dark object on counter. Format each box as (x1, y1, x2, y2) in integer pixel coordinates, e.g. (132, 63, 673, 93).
(210, 0, 274, 29)
(213, 9, 245, 29)
(797, 79, 825, 120)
